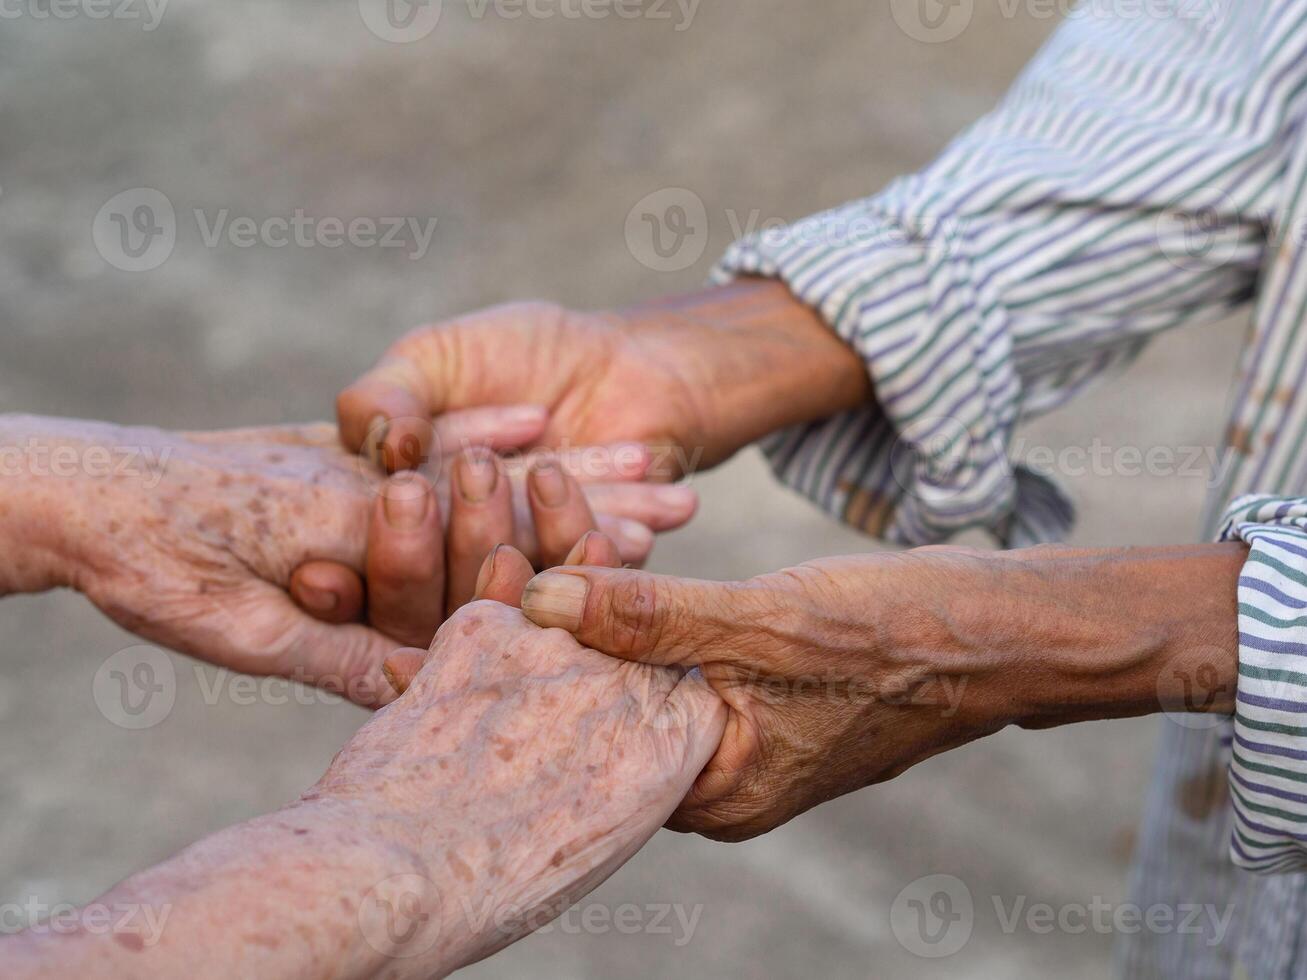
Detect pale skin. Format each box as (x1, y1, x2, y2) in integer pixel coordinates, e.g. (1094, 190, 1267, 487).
(346, 278, 1247, 840)
(1, 426, 724, 978)
(0, 413, 698, 703)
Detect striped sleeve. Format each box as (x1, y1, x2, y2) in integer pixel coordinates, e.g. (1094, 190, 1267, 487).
(713, 7, 1297, 547)
(1221, 495, 1307, 874)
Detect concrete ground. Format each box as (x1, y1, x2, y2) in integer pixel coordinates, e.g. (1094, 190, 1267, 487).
(0, 2, 1250, 977)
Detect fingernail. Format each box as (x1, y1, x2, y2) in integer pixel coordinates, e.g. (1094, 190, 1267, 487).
(384, 474, 430, 529)
(522, 572, 588, 631)
(475, 544, 502, 597)
(363, 415, 389, 469)
(530, 461, 569, 507)
(297, 583, 339, 614)
(458, 452, 498, 503)
(564, 531, 596, 566)
(382, 651, 425, 696)
(614, 519, 653, 554)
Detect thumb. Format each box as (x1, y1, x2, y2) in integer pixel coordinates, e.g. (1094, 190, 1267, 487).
(520, 567, 740, 667)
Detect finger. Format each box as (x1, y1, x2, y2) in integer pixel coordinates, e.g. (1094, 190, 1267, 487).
(433, 406, 547, 456)
(289, 560, 365, 625)
(528, 459, 599, 567)
(503, 443, 652, 484)
(520, 566, 741, 666)
(381, 648, 428, 697)
(338, 355, 435, 465)
(596, 516, 655, 567)
(243, 587, 401, 709)
(563, 530, 623, 569)
(582, 482, 699, 532)
(365, 472, 447, 648)
(473, 544, 536, 607)
(446, 450, 515, 611)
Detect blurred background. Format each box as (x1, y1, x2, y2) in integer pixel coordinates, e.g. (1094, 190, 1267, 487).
(0, 1, 1248, 977)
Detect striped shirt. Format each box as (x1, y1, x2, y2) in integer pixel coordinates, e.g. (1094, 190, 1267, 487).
(712, 5, 1307, 977)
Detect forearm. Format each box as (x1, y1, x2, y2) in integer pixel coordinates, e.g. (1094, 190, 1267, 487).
(616, 279, 871, 451)
(0, 414, 92, 597)
(883, 543, 1245, 731)
(2, 798, 443, 980)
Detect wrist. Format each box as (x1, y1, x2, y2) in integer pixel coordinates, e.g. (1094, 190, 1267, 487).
(0, 415, 89, 595)
(613, 279, 871, 462)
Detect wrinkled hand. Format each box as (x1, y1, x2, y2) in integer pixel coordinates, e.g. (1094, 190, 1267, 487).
(335, 281, 871, 479)
(6, 415, 693, 706)
(2, 533, 726, 980)
(309, 543, 726, 973)
(518, 550, 1008, 841)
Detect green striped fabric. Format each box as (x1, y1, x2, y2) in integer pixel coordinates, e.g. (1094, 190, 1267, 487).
(711, 4, 1307, 976)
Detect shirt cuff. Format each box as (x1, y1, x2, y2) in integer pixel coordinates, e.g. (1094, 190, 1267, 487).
(1220, 494, 1307, 873)
(711, 200, 1073, 547)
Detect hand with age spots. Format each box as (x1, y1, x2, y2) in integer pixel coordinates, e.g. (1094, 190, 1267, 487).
(515, 543, 1246, 842)
(4, 532, 726, 979)
(510, 551, 996, 841)
(0, 413, 696, 706)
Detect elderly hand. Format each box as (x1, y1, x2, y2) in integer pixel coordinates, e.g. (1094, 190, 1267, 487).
(0, 414, 693, 706)
(289, 412, 698, 648)
(334, 280, 871, 479)
(6, 538, 726, 979)
(516, 544, 1245, 841)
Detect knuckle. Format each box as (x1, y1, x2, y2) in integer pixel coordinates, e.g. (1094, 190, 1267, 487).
(604, 574, 666, 657)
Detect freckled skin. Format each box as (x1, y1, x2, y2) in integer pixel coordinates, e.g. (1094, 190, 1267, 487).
(0, 417, 671, 706)
(303, 600, 726, 973)
(112, 933, 144, 954)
